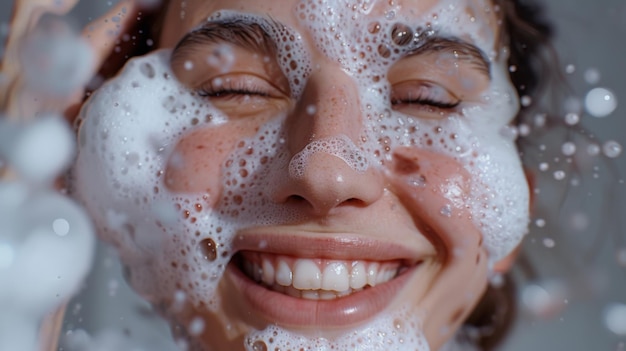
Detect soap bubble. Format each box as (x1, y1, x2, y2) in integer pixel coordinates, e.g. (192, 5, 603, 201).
(604, 303, 626, 336)
(0, 115, 75, 184)
(553, 170, 566, 181)
(561, 142, 576, 156)
(584, 68, 601, 85)
(522, 281, 568, 318)
(564, 113, 580, 126)
(602, 140, 622, 158)
(585, 87, 617, 117)
(587, 143, 601, 156)
(20, 15, 94, 98)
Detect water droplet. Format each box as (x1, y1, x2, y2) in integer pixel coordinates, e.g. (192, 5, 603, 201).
(587, 144, 601, 156)
(561, 142, 576, 156)
(553, 170, 566, 180)
(543, 238, 555, 248)
(440, 204, 452, 217)
(199, 238, 218, 261)
(306, 104, 317, 115)
(539, 162, 549, 172)
(535, 218, 546, 228)
(188, 317, 205, 336)
(564, 113, 580, 125)
(520, 95, 532, 107)
(585, 87, 617, 117)
(603, 140, 622, 158)
(604, 303, 626, 335)
(52, 218, 70, 236)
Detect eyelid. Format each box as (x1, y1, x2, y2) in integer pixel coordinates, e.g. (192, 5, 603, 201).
(196, 73, 287, 98)
(390, 80, 460, 108)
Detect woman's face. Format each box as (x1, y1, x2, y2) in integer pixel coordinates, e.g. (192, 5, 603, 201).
(74, 0, 530, 350)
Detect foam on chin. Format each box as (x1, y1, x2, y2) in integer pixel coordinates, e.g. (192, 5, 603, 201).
(73, 0, 528, 349)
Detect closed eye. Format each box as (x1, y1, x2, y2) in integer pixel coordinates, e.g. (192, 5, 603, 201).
(390, 81, 460, 111)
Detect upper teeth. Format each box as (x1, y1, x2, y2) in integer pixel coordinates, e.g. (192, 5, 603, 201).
(240, 252, 401, 299)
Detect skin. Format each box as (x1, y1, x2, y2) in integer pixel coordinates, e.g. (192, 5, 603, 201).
(151, 0, 525, 350)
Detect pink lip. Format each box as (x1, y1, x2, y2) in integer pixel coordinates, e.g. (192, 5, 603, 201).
(227, 260, 416, 327)
(232, 232, 427, 263)
(226, 232, 426, 327)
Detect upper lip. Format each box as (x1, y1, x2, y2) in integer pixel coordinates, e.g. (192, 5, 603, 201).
(232, 227, 433, 264)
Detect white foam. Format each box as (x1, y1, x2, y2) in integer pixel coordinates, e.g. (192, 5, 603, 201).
(244, 307, 429, 351)
(289, 135, 369, 178)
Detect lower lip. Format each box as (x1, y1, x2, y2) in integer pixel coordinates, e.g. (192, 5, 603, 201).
(227, 261, 416, 327)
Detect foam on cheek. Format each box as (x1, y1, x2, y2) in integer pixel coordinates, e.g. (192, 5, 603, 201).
(292, 0, 528, 263)
(244, 306, 429, 351)
(74, 51, 237, 309)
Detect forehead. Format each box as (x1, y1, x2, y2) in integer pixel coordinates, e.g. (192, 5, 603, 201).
(160, 0, 501, 51)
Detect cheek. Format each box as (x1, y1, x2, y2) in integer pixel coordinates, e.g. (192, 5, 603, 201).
(164, 123, 253, 205)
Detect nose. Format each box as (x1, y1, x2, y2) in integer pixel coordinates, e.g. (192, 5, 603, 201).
(271, 67, 383, 216)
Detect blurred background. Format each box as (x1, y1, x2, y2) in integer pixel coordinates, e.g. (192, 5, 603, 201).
(2, 0, 625, 350)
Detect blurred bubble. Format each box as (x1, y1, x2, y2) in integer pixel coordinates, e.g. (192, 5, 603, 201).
(539, 162, 549, 172)
(518, 123, 530, 137)
(520, 95, 532, 107)
(604, 303, 626, 336)
(188, 317, 206, 336)
(20, 15, 94, 97)
(585, 87, 617, 118)
(561, 142, 576, 156)
(603, 140, 623, 158)
(522, 281, 568, 318)
(553, 170, 566, 181)
(535, 218, 546, 228)
(569, 212, 589, 232)
(565, 64, 576, 74)
(0, 115, 75, 184)
(584, 68, 601, 85)
(543, 238, 555, 248)
(587, 143, 601, 156)
(564, 113, 580, 126)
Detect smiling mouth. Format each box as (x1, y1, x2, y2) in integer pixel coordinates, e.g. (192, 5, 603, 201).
(234, 251, 415, 300)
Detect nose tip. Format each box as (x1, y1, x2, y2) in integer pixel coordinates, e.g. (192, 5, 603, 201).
(277, 150, 383, 216)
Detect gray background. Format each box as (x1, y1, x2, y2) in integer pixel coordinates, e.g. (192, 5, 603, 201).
(2, 0, 626, 350)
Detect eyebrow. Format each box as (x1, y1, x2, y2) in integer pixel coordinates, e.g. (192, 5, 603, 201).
(171, 19, 277, 62)
(172, 19, 491, 79)
(406, 36, 492, 78)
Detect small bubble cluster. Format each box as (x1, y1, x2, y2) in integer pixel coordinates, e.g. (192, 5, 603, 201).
(244, 307, 429, 351)
(289, 135, 369, 178)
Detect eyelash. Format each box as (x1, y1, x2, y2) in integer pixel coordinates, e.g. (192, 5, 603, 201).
(390, 83, 460, 110)
(196, 78, 270, 98)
